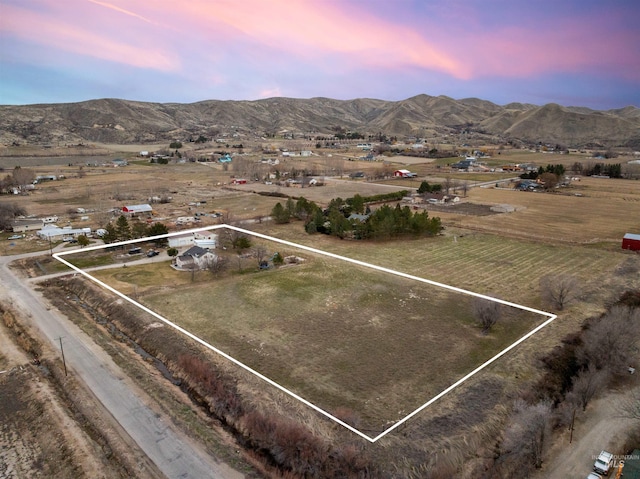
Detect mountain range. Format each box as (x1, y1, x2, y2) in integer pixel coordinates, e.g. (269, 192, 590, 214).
(1, 95, 639, 149)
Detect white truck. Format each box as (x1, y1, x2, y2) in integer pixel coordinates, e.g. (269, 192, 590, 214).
(593, 450, 614, 476)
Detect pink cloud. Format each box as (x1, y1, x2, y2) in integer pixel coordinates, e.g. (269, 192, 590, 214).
(167, 0, 471, 78)
(449, 14, 640, 80)
(2, 2, 178, 70)
(86, 0, 160, 26)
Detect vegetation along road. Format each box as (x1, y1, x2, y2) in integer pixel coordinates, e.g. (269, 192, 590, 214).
(0, 248, 245, 479)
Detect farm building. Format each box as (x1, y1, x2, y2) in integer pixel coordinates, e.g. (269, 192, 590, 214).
(12, 218, 44, 233)
(122, 204, 153, 216)
(622, 233, 640, 251)
(37, 224, 91, 241)
(394, 169, 417, 178)
(231, 178, 247, 185)
(168, 231, 218, 248)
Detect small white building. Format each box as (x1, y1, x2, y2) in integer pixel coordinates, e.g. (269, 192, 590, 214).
(168, 231, 218, 248)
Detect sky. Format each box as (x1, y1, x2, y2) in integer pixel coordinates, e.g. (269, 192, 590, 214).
(1, 0, 639, 109)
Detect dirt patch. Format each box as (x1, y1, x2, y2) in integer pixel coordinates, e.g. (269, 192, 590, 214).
(423, 201, 506, 216)
(0, 312, 127, 479)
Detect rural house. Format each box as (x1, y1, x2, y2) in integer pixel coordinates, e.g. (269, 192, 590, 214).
(37, 224, 91, 241)
(174, 246, 216, 270)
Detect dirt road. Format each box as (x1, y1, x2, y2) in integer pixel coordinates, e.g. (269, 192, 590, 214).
(533, 379, 640, 479)
(0, 249, 245, 479)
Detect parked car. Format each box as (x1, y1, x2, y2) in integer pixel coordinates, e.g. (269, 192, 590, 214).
(8, 234, 23, 240)
(146, 250, 159, 257)
(594, 451, 614, 476)
(587, 473, 602, 479)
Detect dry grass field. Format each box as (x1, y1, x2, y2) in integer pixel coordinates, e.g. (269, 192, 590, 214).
(84, 244, 545, 435)
(429, 176, 640, 245)
(5, 145, 640, 467)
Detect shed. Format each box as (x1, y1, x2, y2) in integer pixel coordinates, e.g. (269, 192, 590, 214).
(122, 204, 153, 216)
(394, 169, 417, 178)
(622, 233, 640, 251)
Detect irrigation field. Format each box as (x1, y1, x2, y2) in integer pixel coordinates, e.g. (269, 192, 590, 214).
(255, 225, 631, 308)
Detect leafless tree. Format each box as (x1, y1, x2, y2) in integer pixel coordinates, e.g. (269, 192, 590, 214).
(0, 203, 27, 230)
(616, 389, 640, 420)
(253, 245, 268, 266)
(539, 172, 559, 191)
(472, 297, 502, 334)
(579, 306, 640, 374)
(219, 210, 233, 225)
(186, 262, 199, 282)
(443, 176, 452, 195)
(461, 180, 469, 197)
(540, 274, 579, 311)
(204, 255, 228, 277)
(12, 167, 35, 186)
(567, 364, 607, 411)
(501, 400, 552, 470)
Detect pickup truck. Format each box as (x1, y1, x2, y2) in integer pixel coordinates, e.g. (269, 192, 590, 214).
(593, 450, 614, 476)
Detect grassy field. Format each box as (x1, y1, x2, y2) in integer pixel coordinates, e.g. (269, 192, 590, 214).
(83, 235, 546, 434)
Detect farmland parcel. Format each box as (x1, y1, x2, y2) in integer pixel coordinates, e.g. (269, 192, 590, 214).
(55, 226, 553, 440)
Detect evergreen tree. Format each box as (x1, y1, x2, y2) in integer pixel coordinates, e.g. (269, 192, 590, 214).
(115, 215, 131, 241)
(271, 202, 290, 224)
(148, 222, 169, 246)
(102, 223, 118, 243)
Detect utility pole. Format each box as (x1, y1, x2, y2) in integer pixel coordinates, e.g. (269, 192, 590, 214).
(569, 408, 576, 444)
(57, 336, 67, 376)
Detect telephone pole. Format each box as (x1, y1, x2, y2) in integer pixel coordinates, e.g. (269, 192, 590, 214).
(56, 336, 67, 376)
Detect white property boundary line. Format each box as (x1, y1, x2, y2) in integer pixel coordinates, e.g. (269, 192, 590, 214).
(54, 225, 557, 443)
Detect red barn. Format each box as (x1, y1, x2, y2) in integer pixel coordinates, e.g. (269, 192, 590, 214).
(622, 233, 640, 251)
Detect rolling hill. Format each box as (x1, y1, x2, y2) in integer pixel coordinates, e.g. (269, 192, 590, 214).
(0, 95, 638, 148)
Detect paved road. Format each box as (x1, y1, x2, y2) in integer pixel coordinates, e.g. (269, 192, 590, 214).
(0, 248, 243, 479)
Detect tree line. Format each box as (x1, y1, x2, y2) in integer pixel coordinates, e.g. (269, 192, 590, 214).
(270, 194, 442, 240)
(101, 215, 169, 245)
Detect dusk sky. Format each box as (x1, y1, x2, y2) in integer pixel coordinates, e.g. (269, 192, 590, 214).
(2, 0, 639, 109)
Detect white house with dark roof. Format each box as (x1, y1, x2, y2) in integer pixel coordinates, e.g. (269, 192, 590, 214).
(174, 246, 216, 270)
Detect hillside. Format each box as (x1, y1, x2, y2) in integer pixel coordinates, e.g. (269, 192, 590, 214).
(0, 95, 638, 148)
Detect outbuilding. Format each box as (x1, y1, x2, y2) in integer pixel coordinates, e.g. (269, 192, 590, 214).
(122, 204, 153, 216)
(394, 169, 417, 178)
(622, 233, 640, 251)
(12, 218, 45, 233)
